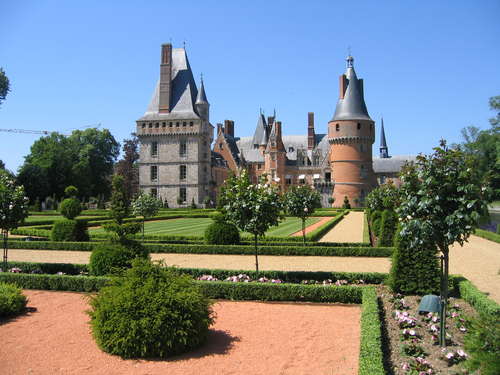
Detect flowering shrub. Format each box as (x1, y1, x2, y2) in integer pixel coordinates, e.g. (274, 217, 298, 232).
(441, 348, 468, 366)
(394, 310, 417, 328)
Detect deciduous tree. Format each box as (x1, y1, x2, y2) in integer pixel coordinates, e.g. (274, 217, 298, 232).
(132, 192, 162, 238)
(0, 67, 10, 107)
(283, 185, 321, 244)
(115, 134, 139, 201)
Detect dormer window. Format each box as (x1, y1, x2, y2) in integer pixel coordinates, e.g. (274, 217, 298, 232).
(336, 124, 339, 131)
(357, 123, 361, 130)
(288, 147, 294, 152)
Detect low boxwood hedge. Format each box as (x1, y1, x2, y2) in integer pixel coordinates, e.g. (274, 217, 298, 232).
(458, 279, 500, 316)
(0, 272, 109, 292)
(7, 240, 393, 257)
(474, 229, 500, 244)
(359, 287, 385, 374)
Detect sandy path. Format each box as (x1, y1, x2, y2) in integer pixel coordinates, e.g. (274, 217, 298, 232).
(0, 290, 361, 375)
(290, 216, 335, 237)
(319, 211, 364, 243)
(7, 249, 391, 273)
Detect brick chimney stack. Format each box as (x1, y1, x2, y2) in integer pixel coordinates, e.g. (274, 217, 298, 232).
(216, 123, 223, 135)
(307, 112, 315, 150)
(159, 43, 172, 113)
(224, 120, 234, 137)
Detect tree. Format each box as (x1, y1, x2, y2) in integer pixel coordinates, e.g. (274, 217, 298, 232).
(0, 160, 5, 170)
(0, 67, 10, 108)
(132, 193, 162, 238)
(365, 181, 400, 213)
(115, 134, 139, 201)
(283, 185, 321, 244)
(0, 170, 29, 270)
(342, 196, 351, 209)
(457, 96, 500, 200)
(394, 139, 490, 346)
(220, 169, 283, 272)
(109, 175, 129, 224)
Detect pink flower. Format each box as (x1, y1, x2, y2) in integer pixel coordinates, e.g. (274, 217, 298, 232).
(457, 349, 467, 358)
(446, 352, 454, 359)
(401, 362, 410, 371)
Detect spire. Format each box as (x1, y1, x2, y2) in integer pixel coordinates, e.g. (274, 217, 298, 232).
(379, 117, 389, 158)
(252, 112, 268, 148)
(332, 55, 372, 121)
(195, 75, 208, 104)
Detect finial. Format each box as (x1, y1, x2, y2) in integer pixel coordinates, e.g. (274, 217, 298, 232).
(273, 108, 276, 118)
(200, 72, 203, 83)
(183, 40, 186, 49)
(259, 107, 262, 115)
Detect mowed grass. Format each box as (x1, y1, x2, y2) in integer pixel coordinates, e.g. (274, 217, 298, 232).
(25, 215, 100, 223)
(89, 217, 322, 238)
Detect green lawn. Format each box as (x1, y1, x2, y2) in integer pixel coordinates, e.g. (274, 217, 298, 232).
(25, 215, 99, 223)
(89, 217, 321, 238)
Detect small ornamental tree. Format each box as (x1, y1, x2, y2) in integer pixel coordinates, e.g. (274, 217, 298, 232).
(0, 170, 29, 270)
(219, 169, 283, 272)
(109, 175, 129, 224)
(132, 193, 162, 238)
(283, 185, 321, 244)
(393, 140, 490, 346)
(342, 196, 351, 209)
(365, 181, 400, 214)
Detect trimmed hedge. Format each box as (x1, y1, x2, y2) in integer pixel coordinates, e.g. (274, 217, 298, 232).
(359, 287, 385, 374)
(307, 210, 347, 241)
(51, 219, 89, 242)
(3, 261, 389, 285)
(6, 240, 393, 257)
(474, 229, 500, 244)
(0, 272, 109, 292)
(458, 279, 500, 317)
(378, 210, 397, 247)
(363, 211, 370, 244)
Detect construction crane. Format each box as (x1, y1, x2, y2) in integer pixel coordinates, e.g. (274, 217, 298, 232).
(0, 123, 101, 136)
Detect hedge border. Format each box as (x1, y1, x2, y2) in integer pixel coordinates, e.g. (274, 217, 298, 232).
(6, 240, 393, 257)
(457, 278, 500, 316)
(307, 210, 347, 241)
(474, 228, 500, 244)
(363, 211, 370, 244)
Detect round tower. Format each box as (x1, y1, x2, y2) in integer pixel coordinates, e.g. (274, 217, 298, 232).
(328, 56, 376, 207)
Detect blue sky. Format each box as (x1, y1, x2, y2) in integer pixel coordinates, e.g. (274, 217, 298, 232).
(1, 0, 499, 172)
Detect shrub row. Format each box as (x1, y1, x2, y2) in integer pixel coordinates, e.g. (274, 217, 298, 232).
(474, 228, 500, 244)
(458, 279, 500, 317)
(7, 240, 393, 257)
(307, 210, 347, 241)
(363, 211, 370, 244)
(359, 287, 385, 375)
(0, 272, 109, 292)
(3, 261, 389, 285)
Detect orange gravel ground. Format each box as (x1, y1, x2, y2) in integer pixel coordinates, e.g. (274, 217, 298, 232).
(0, 290, 361, 375)
(290, 216, 335, 237)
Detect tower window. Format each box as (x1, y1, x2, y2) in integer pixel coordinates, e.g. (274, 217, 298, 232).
(179, 140, 187, 156)
(150, 188, 158, 198)
(162, 122, 166, 128)
(176, 122, 180, 127)
(325, 172, 331, 182)
(336, 124, 339, 131)
(148, 123, 153, 128)
(189, 121, 194, 126)
(141, 123, 146, 129)
(357, 123, 361, 130)
(150, 166, 158, 182)
(151, 141, 158, 157)
(288, 147, 294, 152)
(155, 123, 159, 128)
(180, 165, 187, 180)
(179, 187, 186, 203)
(169, 122, 173, 127)
(359, 144, 364, 152)
(182, 121, 187, 127)
(360, 165, 367, 179)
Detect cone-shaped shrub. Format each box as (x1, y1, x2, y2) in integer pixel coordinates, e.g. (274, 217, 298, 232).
(88, 259, 214, 358)
(379, 209, 398, 246)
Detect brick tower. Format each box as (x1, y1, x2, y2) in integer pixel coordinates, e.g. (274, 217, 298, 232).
(328, 55, 376, 207)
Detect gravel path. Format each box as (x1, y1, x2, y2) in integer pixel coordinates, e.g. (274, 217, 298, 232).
(318, 211, 364, 243)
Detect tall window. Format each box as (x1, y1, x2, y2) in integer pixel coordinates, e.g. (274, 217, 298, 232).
(151, 141, 158, 157)
(325, 172, 331, 182)
(180, 165, 187, 180)
(150, 166, 158, 182)
(336, 124, 339, 131)
(150, 188, 158, 198)
(179, 187, 187, 203)
(179, 140, 187, 156)
(360, 164, 367, 179)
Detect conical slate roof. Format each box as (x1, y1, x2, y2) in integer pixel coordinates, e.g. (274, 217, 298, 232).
(332, 56, 372, 121)
(252, 113, 268, 147)
(195, 78, 208, 104)
(139, 48, 199, 120)
(380, 118, 388, 149)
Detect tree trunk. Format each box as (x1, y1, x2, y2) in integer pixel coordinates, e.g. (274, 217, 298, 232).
(439, 246, 449, 347)
(254, 234, 259, 274)
(302, 218, 306, 245)
(2, 229, 8, 271)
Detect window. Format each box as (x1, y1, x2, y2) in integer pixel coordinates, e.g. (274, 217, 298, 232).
(359, 144, 364, 152)
(189, 121, 194, 126)
(179, 187, 187, 203)
(286, 178, 292, 185)
(150, 188, 158, 198)
(169, 122, 173, 127)
(148, 123, 152, 128)
(219, 143, 223, 150)
(360, 164, 367, 179)
(179, 140, 187, 156)
(141, 123, 146, 129)
(162, 122, 166, 128)
(203, 140, 207, 146)
(151, 141, 158, 157)
(271, 153, 276, 161)
(155, 123, 159, 128)
(370, 124, 373, 131)
(180, 165, 187, 180)
(176, 122, 180, 127)
(357, 123, 361, 130)
(203, 166, 207, 173)
(325, 172, 331, 182)
(150, 166, 158, 182)
(203, 152, 207, 159)
(336, 124, 339, 131)
(257, 164, 262, 170)
(288, 147, 294, 152)
(182, 121, 187, 127)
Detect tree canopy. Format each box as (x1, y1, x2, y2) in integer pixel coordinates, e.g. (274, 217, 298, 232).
(17, 128, 120, 201)
(283, 185, 321, 244)
(115, 134, 139, 201)
(0, 67, 10, 107)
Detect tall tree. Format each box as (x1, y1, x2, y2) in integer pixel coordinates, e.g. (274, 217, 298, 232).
(393, 140, 490, 346)
(115, 133, 139, 201)
(283, 185, 321, 244)
(0, 67, 10, 107)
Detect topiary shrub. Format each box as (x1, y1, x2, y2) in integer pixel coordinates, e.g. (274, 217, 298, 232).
(60, 198, 82, 219)
(204, 218, 240, 245)
(379, 209, 398, 246)
(389, 221, 440, 295)
(89, 240, 149, 276)
(0, 282, 27, 317)
(50, 219, 89, 242)
(342, 196, 351, 209)
(88, 259, 214, 358)
(64, 185, 78, 198)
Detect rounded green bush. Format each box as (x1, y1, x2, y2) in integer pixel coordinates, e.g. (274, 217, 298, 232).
(60, 198, 82, 219)
(88, 259, 214, 358)
(64, 185, 78, 198)
(50, 219, 89, 242)
(204, 219, 240, 245)
(0, 283, 28, 317)
(89, 240, 149, 276)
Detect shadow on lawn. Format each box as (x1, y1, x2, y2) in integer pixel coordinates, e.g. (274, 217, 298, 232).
(142, 329, 240, 362)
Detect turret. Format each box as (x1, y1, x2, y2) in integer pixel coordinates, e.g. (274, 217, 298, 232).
(195, 76, 209, 122)
(328, 55, 376, 207)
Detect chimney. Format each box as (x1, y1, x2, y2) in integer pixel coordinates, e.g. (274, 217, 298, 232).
(216, 123, 223, 135)
(339, 74, 347, 100)
(224, 120, 234, 137)
(307, 112, 315, 150)
(159, 43, 172, 113)
(267, 116, 275, 127)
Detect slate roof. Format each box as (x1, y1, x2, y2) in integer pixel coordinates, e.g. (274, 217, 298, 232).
(139, 48, 200, 121)
(380, 118, 388, 149)
(373, 155, 417, 173)
(196, 78, 208, 104)
(223, 134, 242, 165)
(332, 56, 372, 121)
(251, 114, 268, 147)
